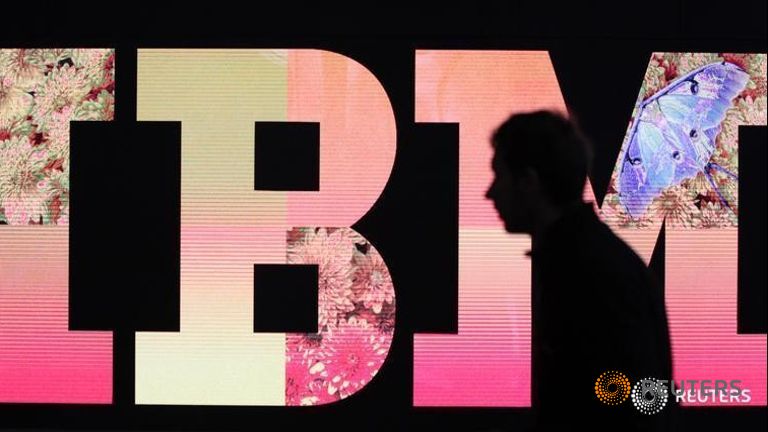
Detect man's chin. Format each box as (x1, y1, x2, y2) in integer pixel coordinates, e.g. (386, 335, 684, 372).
(503, 220, 528, 234)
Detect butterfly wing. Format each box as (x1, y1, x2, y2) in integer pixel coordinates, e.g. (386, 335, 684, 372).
(658, 62, 748, 163)
(618, 61, 749, 218)
(619, 118, 675, 217)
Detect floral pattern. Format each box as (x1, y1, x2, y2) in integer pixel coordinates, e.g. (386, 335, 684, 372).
(603, 53, 766, 229)
(286, 227, 395, 405)
(0, 48, 114, 225)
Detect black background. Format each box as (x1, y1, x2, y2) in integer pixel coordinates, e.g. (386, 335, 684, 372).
(1, 1, 766, 430)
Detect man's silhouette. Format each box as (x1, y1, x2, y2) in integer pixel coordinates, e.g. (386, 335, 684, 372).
(486, 111, 674, 431)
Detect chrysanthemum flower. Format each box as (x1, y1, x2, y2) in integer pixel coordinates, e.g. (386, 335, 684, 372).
(288, 227, 358, 328)
(351, 248, 394, 314)
(0, 76, 33, 123)
(648, 185, 700, 228)
(0, 135, 50, 224)
(32, 65, 90, 130)
(0, 49, 46, 91)
(320, 316, 390, 399)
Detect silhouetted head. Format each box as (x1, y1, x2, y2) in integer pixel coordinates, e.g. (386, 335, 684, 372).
(486, 110, 592, 234)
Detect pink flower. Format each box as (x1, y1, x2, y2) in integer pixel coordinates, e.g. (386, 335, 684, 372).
(32, 64, 90, 130)
(286, 332, 325, 367)
(699, 201, 736, 228)
(285, 315, 392, 405)
(351, 248, 394, 314)
(648, 185, 701, 228)
(321, 316, 390, 399)
(0, 49, 45, 92)
(285, 348, 329, 406)
(373, 301, 396, 335)
(70, 49, 112, 86)
(45, 105, 75, 158)
(288, 227, 358, 328)
(0, 78, 33, 123)
(0, 136, 50, 224)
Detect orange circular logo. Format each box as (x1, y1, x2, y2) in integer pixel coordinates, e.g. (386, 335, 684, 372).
(595, 370, 631, 405)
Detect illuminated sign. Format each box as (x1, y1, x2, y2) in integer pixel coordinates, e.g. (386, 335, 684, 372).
(1, 49, 765, 409)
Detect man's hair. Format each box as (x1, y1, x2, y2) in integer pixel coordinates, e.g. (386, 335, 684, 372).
(491, 110, 593, 206)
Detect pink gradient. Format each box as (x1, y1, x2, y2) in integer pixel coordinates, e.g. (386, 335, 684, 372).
(178, 224, 287, 331)
(414, 232, 531, 406)
(413, 51, 566, 406)
(286, 50, 396, 227)
(665, 228, 766, 405)
(0, 228, 112, 403)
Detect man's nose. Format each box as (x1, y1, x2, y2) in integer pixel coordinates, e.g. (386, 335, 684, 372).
(485, 182, 495, 200)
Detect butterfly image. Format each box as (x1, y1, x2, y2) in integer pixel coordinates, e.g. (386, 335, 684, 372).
(617, 61, 749, 219)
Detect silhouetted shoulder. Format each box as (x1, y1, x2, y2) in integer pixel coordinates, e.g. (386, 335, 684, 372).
(537, 202, 650, 285)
